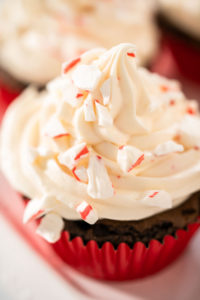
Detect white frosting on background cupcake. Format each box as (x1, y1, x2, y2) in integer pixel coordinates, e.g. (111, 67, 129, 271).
(1, 43, 200, 242)
(0, 0, 158, 85)
(158, 0, 200, 39)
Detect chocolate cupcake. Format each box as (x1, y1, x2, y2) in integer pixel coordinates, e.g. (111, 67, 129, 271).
(156, 0, 200, 84)
(0, 0, 158, 88)
(1, 44, 200, 280)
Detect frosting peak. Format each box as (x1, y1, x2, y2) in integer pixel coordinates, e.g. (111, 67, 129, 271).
(1, 44, 200, 242)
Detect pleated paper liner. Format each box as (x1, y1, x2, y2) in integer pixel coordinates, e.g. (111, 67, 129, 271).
(52, 220, 200, 281)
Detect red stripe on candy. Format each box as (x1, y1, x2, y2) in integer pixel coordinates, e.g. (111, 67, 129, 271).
(149, 191, 158, 198)
(53, 133, 70, 139)
(127, 52, 135, 58)
(72, 167, 80, 181)
(63, 57, 81, 73)
(29, 210, 44, 223)
(128, 154, 144, 172)
(74, 146, 89, 160)
(80, 205, 92, 220)
(76, 93, 83, 98)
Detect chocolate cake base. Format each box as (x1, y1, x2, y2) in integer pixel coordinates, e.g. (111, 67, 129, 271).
(64, 192, 200, 248)
(156, 12, 200, 50)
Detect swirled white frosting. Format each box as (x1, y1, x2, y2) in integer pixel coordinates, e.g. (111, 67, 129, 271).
(159, 0, 200, 39)
(1, 43, 200, 242)
(0, 0, 158, 85)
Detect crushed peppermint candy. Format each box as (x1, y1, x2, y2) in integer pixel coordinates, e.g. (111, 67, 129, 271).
(117, 145, 144, 173)
(43, 116, 68, 138)
(23, 196, 55, 224)
(36, 213, 64, 243)
(62, 57, 81, 74)
(87, 155, 114, 199)
(100, 78, 111, 105)
(76, 201, 98, 224)
(72, 166, 88, 182)
(141, 190, 172, 208)
(72, 64, 102, 91)
(95, 101, 113, 126)
(58, 143, 89, 169)
(154, 141, 184, 156)
(83, 94, 96, 121)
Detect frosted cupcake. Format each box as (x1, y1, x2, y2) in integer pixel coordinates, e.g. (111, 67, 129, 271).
(0, 0, 158, 88)
(1, 44, 200, 280)
(157, 0, 200, 84)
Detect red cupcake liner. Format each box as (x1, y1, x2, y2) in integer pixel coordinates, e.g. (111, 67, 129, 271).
(52, 220, 200, 281)
(0, 82, 20, 122)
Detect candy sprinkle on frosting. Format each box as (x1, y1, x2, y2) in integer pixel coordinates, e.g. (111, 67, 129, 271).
(76, 201, 98, 224)
(62, 57, 81, 74)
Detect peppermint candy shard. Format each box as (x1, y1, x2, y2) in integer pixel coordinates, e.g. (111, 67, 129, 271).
(100, 78, 111, 105)
(76, 201, 98, 224)
(23, 196, 56, 223)
(87, 155, 114, 199)
(72, 64, 102, 91)
(62, 57, 81, 74)
(83, 94, 96, 121)
(36, 213, 64, 243)
(43, 116, 67, 138)
(23, 198, 44, 224)
(72, 166, 88, 182)
(95, 101, 113, 126)
(58, 143, 89, 169)
(117, 145, 144, 173)
(154, 141, 184, 156)
(141, 190, 172, 209)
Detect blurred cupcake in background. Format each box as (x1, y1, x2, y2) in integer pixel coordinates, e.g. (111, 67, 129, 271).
(0, 0, 158, 89)
(156, 0, 200, 85)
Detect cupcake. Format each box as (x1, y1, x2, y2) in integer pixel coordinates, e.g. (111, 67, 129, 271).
(156, 0, 200, 84)
(0, 0, 158, 89)
(1, 43, 200, 281)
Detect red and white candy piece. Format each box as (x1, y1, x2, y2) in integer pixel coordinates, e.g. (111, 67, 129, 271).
(87, 155, 114, 199)
(43, 116, 68, 139)
(95, 101, 113, 127)
(179, 115, 200, 148)
(72, 64, 102, 91)
(62, 57, 81, 74)
(36, 213, 64, 243)
(63, 84, 83, 107)
(100, 78, 111, 105)
(23, 199, 44, 224)
(76, 201, 98, 224)
(23, 195, 55, 224)
(141, 190, 172, 209)
(58, 142, 89, 169)
(154, 141, 184, 156)
(72, 166, 88, 182)
(83, 94, 96, 121)
(117, 145, 144, 173)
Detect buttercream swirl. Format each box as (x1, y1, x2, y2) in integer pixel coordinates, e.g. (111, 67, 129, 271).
(1, 43, 200, 242)
(0, 0, 158, 84)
